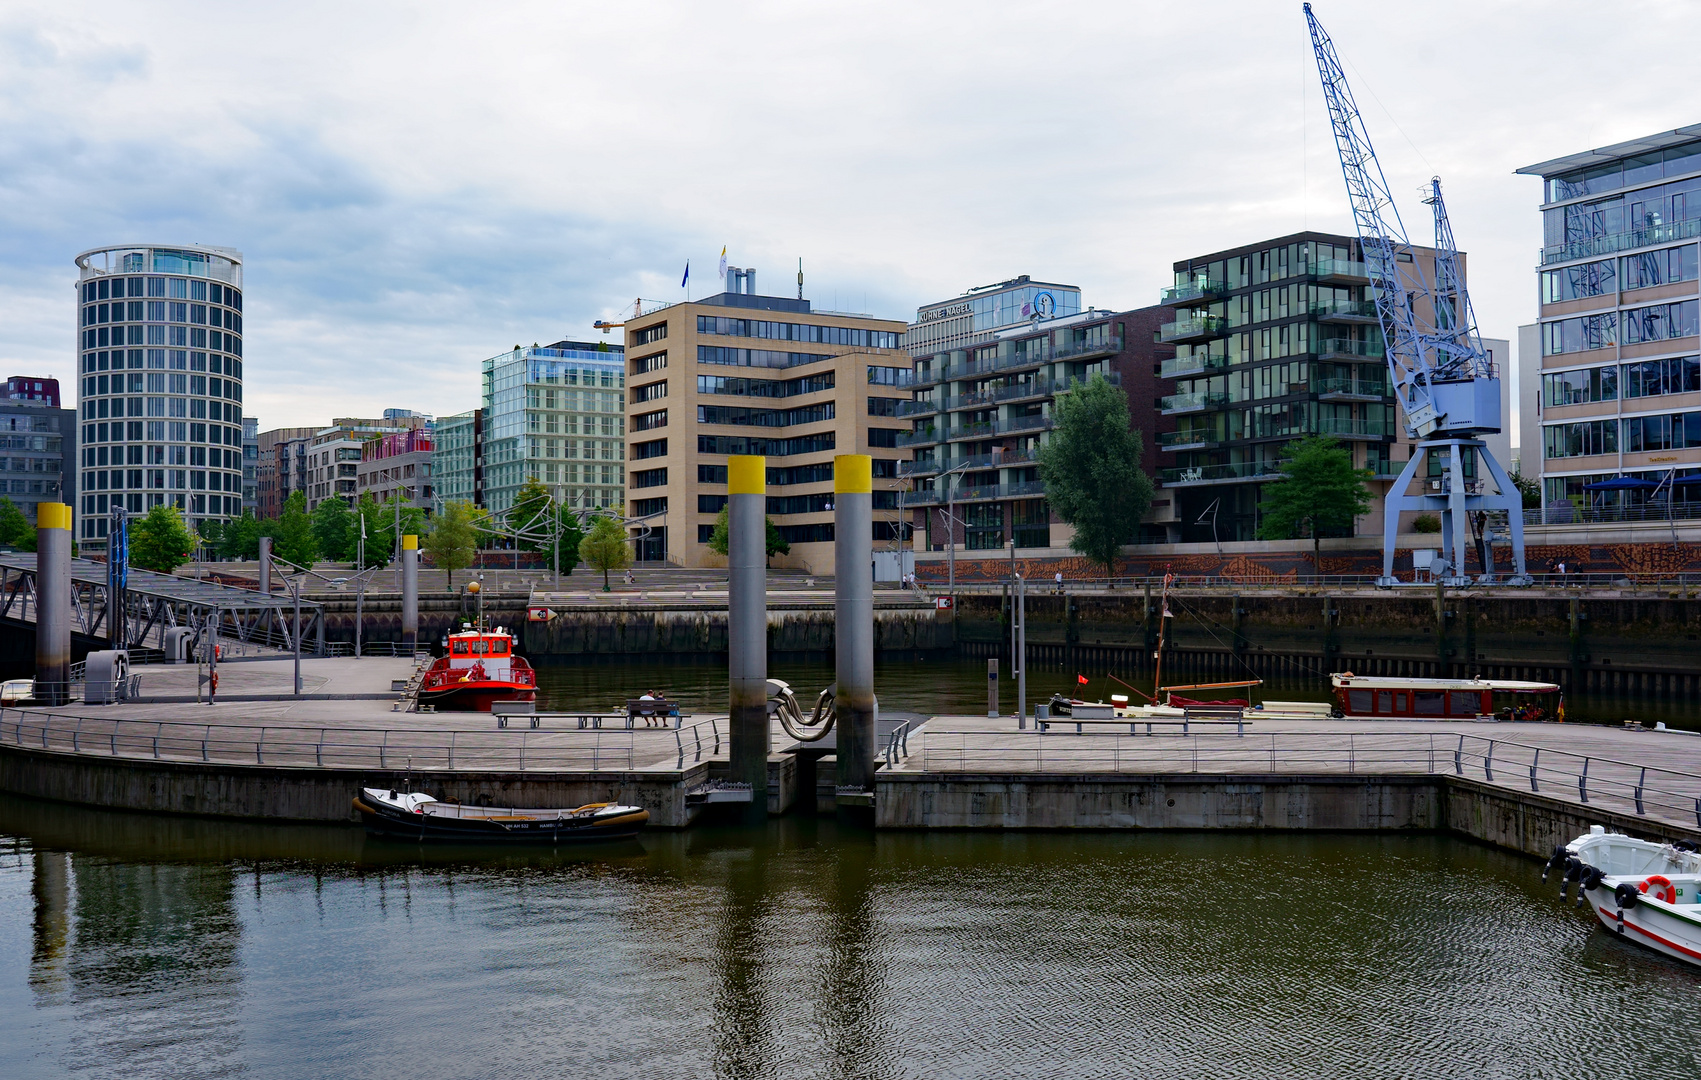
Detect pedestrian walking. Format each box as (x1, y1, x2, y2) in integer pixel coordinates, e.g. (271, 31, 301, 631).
(1054, 570, 1064, 595)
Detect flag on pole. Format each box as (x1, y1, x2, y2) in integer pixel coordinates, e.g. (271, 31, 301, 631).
(718, 246, 728, 279)
(680, 261, 690, 289)
(1077, 674, 1089, 686)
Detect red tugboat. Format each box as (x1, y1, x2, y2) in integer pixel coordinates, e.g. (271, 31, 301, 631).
(418, 627, 537, 712)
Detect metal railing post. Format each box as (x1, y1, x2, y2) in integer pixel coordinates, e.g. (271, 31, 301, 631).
(1454, 735, 1464, 776)
(1635, 767, 1646, 815)
(1579, 757, 1590, 804)
(447, 731, 454, 771)
(256, 726, 265, 764)
(153, 722, 160, 760)
(520, 730, 527, 771)
(1348, 733, 1355, 775)
(1529, 748, 1539, 792)
(202, 726, 209, 762)
(1483, 741, 1494, 782)
(72, 716, 81, 752)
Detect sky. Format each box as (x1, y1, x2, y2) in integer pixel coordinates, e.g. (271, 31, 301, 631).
(2, 0, 1697, 435)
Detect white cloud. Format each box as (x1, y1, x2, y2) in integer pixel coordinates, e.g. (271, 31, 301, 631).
(0, 0, 1696, 430)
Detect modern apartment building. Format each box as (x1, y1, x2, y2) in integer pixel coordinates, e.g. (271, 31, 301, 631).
(1516, 127, 1701, 516)
(620, 285, 909, 571)
(902, 275, 1083, 359)
(357, 429, 433, 510)
(5, 377, 60, 407)
(433, 409, 484, 508)
(304, 415, 431, 510)
(73, 244, 246, 551)
(901, 301, 1175, 550)
(481, 341, 626, 518)
(1153, 231, 1463, 543)
(255, 426, 316, 518)
(241, 417, 257, 515)
(0, 392, 75, 528)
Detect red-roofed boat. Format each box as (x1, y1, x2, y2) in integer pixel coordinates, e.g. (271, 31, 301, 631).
(419, 628, 537, 712)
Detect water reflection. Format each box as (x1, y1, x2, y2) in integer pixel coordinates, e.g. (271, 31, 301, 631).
(4, 794, 1701, 1078)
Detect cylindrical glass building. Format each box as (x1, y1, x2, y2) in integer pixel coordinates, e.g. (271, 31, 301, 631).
(73, 245, 245, 551)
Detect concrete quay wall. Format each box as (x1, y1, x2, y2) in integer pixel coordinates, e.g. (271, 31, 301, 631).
(0, 744, 707, 828)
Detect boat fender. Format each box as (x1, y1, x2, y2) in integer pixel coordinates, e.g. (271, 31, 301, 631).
(1614, 882, 1641, 910)
(1541, 844, 1569, 882)
(1577, 867, 1603, 908)
(1638, 875, 1677, 905)
(1675, 840, 1699, 853)
(1560, 859, 1583, 901)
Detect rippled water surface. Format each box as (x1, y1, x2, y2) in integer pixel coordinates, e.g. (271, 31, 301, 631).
(2, 795, 1698, 1079)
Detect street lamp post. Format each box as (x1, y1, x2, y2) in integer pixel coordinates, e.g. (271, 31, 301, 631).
(938, 459, 975, 601)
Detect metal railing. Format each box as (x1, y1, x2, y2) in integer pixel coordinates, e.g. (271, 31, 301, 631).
(1542, 216, 1701, 266)
(885, 720, 912, 766)
(1159, 316, 1229, 343)
(1526, 503, 1701, 526)
(915, 729, 1701, 828)
(1160, 391, 1229, 414)
(0, 708, 728, 773)
(934, 570, 1701, 591)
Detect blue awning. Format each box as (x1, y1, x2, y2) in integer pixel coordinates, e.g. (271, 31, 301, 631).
(1583, 476, 1659, 490)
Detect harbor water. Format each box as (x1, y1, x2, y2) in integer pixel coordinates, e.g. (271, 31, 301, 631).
(2, 793, 1699, 1079)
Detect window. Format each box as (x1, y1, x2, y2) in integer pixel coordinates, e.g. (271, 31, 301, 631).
(697, 316, 900, 350)
(696, 403, 834, 427)
(1622, 356, 1701, 398)
(696, 433, 835, 457)
(1448, 691, 1481, 717)
(632, 409, 667, 432)
(777, 523, 835, 544)
(868, 396, 901, 416)
(1623, 299, 1700, 344)
(1541, 260, 1616, 303)
(698, 346, 833, 369)
(631, 496, 666, 516)
(631, 438, 667, 460)
(698, 464, 728, 484)
(698, 494, 727, 514)
(1543, 419, 1618, 459)
(1622, 246, 1699, 291)
(697, 372, 833, 398)
(1542, 365, 1616, 406)
(631, 467, 667, 488)
(867, 428, 901, 448)
(631, 380, 666, 403)
(1542, 313, 1617, 355)
(1414, 691, 1445, 716)
(867, 365, 913, 386)
(631, 351, 666, 375)
(632, 323, 667, 346)
(1623, 411, 1701, 452)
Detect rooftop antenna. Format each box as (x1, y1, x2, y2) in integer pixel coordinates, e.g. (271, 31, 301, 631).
(797, 258, 804, 300)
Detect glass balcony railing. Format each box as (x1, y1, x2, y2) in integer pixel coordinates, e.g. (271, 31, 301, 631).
(1158, 429, 1223, 449)
(1161, 279, 1228, 306)
(945, 415, 1053, 441)
(1312, 416, 1391, 439)
(1312, 377, 1390, 399)
(1159, 391, 1229, 414)
(1309, 299, 1379, 321)
(895, 427, 939, 448)
(894, 398, 938, 417)
(1159, 460, 1287, 485)
(1542, 215, 1701, 266)
(1160, 353, 1229, 378)
(1301, 258, 1369, 281)
(1159, 315, 1229, 343)
(1316, 338, 1385, 359)
(898, 458, 941, 478)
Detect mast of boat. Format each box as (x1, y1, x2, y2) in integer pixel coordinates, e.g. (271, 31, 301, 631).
(1151, 569, 1173, 705)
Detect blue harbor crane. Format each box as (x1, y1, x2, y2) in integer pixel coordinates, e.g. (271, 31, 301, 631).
(1304, 4, 1529, 585)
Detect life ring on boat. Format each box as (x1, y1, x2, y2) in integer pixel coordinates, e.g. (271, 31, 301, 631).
(1639, 875, 1677, 904)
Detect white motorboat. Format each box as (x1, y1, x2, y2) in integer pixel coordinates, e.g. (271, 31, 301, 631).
(1548, 825, 1701, 965)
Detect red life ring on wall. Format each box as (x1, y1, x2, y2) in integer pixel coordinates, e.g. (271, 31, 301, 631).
(1639, 874, 1677, 904)
(209, 671, 218, 693)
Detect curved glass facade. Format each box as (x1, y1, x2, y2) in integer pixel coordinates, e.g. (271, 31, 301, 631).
(73, 245, 245, 547)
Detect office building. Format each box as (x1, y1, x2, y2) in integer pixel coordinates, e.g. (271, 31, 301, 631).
(481, 340, 626, 518)
(255, 426, 317, 518)
(357, 429, 433, 510)
(73, 244, 246, 550)
(0, 388, 75, 528)
(433, 409, 484, 508)
(241, 417, 258, 515)
(903, 275, 1083, 358)
(901, 300, 1174, 549)
(620, 283, 909, 571)
(1153, 231, 1465, 543)
(5, 377, 60, 407)
(1516, 127, 1701, 515)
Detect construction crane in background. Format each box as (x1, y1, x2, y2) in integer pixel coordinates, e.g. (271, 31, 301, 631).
(593, 298, 669, 334)
(1304, 4, 1529, 586)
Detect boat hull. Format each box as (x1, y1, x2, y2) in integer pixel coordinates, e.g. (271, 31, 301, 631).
(1585, 891, 1701, 966)
(353, 795, 648, 843)
(416, 683, 536, 712)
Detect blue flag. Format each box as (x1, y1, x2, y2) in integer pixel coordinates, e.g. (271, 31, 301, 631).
(681, 261, 689, 288)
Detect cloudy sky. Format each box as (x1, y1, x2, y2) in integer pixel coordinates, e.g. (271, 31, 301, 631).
(2, 0, 1696, 433)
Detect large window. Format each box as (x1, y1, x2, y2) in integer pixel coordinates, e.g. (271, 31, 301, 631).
(1541, 260, 1616, 303)
(696, 403, 834, 427)
(698, 346, 833, 369)
(697, 316, 899, 350)
(1623, 411, 1701, 453)
(696, 433, 836, 457)
(1542, 313, 1617, 355)
(1543, 419, 1618, 459)
(1623, 299, 1700, 344)
(1622, 246, 1699, 291)
(1543, 365, 1617, 406)
(1622, 355, 1701, 398)
(696, 372, 833, 398)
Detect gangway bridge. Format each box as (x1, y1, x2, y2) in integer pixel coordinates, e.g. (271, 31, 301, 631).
(0, 553, 325, 657)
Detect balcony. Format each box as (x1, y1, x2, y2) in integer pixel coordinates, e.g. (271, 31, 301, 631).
(1302, 258, 1369, 283)
(894, 398, 938, 417)
(1316, 338, 1385, 361)
(1161, 279, 1228, 308)
(1160, 353, 1229, 379)
(1158, 429, 1222, 451)
(1313, 377, 1390, 402)
(945, 415, 1053, 442)
(1159, 315, 1229, 344)
(951, 480, 1049, 503)
(946, 372, 1122, 411)
(1541, 215, 1701, 266)
(898, 458, 941, 478)
(1310, 299, 1380, 324)
(1312, 416, 1391, 440)
(1159, 460, 1287, 485)
(895, 427, 939, 448)
(1159, 391, 1228, 415)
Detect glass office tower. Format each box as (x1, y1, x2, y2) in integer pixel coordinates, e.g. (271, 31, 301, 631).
(73, 244, 245, 550)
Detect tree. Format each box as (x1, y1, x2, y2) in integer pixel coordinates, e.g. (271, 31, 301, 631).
(1036, 374, 1154, 575)
(271, 491, 319, 569)
(1507, 466, 1542, 510)
(0, 497, 35, 551)
(129, 503, 195, 573)
(219, 511, 262, 561)
(707, 506, 790, 565)
(1256, 435, 1374, 565)
(197, 517, 224, 559)
(311, 495, 356, 563)
(578, 515, 631, 591)
(422, 500, 479, 588)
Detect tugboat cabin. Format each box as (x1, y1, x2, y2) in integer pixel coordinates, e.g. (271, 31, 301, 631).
(1331, 674, 1563, 721)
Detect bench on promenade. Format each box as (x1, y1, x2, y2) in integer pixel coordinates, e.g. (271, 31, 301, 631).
(1039, 715, 1251, 736)
(626, 698, 682, 729)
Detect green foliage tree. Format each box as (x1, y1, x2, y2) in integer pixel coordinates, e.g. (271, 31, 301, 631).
(1507, 466, 1542, 510)
(1256, 435, 1374, 566)
(707, 506, 789, 565)
(508, 478, 584, 573)
(129, 503, 196, 573)
(422, 500, 479, 588)
(311, 495, 356, 563)
(219, 511, 262, 561)
(578, 515, 631, 591)
(271, 491, 319, 569)
(1036, 374, 1154, 575)
(0, 497, 36, 551)
(196, 517, 224, 559)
